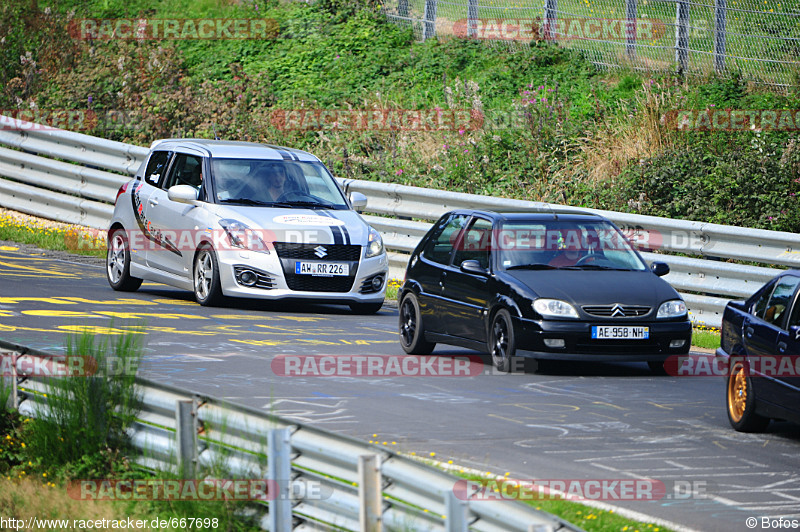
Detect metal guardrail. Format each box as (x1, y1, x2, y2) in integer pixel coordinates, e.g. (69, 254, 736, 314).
(0, 340, 579, 532)
(0, 113, 793, 327)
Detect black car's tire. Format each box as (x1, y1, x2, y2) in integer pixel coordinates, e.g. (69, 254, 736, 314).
(399, 292, 436, 355)
(489, 309, 516, 373)
(648, 360, 668, 375)
(193, 245, 224, 306)
(727, 360, 770, 432)
(350, 302, 383, 314)
(106, 228, 142, 292)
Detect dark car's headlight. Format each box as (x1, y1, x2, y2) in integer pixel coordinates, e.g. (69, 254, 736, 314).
(657, 299, 687, 318)
(533, 299, 579, 319)
(365, 227, 384, 258)
(219, 219, 270, 254)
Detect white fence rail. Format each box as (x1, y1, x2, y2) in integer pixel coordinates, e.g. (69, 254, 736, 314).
(0, 114, 793, 327)
(0, 341, 578, 532)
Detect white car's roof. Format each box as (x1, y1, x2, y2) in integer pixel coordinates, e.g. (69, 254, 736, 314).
(148, 139, 320, 162)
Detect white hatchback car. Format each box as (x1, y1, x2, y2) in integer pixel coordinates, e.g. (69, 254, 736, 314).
(106, 139, 388, 313)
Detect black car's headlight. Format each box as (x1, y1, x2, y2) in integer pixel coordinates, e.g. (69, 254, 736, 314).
(365, 227, 384, 258)
(533, 299, 579, 319)
(657, 299, 687, 318)
(219, 219, 270, 254)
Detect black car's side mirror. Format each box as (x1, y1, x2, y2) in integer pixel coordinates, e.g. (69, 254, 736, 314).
(651, 262, 670, 277)
(460, 259, 488, 275)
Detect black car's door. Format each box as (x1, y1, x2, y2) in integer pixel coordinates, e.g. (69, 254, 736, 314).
(767, 281, 800, 412)
(744, 275, 800, 402)
(414, 213, 470, 334)
(439, 216, 493, 343)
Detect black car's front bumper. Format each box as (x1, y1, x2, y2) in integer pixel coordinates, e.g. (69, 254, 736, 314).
(513, 316, 693, 361)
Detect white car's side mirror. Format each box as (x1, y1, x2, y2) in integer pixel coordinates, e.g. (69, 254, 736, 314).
(168, 185, 199, 204)
(350, 191, 367, 212)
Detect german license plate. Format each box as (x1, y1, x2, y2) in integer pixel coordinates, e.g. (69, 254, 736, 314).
(295, 262, 349, 276)
(591, 326, 649, 339)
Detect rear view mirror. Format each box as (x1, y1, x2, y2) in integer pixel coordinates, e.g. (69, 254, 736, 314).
(651, 262, 670, 277)
(168, 185, 199, 204)
(460, 260, 488, 275)
(350, 192, 367, 212)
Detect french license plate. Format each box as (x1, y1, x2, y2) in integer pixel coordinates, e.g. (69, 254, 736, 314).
(591, 326, 649, 339)
(295, 262, 349, 276)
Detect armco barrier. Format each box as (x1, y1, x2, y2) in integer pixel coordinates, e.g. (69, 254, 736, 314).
(0, 340, 580, 532)
(0, 113, 792, 327)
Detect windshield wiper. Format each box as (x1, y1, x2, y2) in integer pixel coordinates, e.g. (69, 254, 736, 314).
(280, 199, 338, 209)
(219, 198, 272, 206)
(505, 264, 557, 270)
(561, 264, 623, 270)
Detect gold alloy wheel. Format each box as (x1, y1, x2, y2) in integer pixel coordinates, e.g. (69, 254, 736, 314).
(727, 362, 747, 423)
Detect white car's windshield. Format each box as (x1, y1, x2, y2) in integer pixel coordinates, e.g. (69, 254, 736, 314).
(497, 220, 648, 271)
(211, 159, 348, 208)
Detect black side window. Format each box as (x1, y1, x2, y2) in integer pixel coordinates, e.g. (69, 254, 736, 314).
(752, 282, 775, 319)
(163, 154, 204, 191)
(422, 214, 469, 265)
(452, 217, 492, 270)
(143, 151, 171, 186)
(760, 277, 800, 328)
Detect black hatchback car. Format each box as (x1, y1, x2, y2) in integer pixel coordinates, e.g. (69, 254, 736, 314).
(398, 210, 692, 372)
(717, 271, 800, 431)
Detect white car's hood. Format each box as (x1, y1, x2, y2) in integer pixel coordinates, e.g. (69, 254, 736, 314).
(207, 205, 371, 245)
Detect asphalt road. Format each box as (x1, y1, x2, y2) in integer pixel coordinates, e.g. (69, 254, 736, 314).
(1, 246, 799, 532)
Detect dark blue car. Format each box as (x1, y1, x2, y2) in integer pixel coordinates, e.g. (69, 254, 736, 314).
(717, 271, 800, 431)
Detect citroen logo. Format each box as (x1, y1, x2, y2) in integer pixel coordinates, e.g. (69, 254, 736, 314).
(314, 246, 328, 258)
(611, 304, 626, 317)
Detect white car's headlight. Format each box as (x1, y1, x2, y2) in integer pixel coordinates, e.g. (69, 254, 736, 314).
(219, 219, 270, 254)
(365, 227, 384, 258)
(533, 299, 579, 319)
(657, 299, 687, 318)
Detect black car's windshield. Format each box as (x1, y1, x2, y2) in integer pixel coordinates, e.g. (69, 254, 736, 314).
(211, 159, 348, 208)
(497, 220, 647, 271)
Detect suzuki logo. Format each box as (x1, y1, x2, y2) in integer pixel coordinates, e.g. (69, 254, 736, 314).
(611, 304, 626, 317)
(314, 246, 328, 258)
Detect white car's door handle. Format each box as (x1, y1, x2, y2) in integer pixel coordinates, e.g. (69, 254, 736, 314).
(148, 198, 159, 206)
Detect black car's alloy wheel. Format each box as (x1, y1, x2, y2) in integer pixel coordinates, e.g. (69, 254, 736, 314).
(727, 360, 770, 432)
(399, 292, 436, 355)
(194, 245, 224, 306)
(490, 309, 516, 372)
(106, 228, 142, 292)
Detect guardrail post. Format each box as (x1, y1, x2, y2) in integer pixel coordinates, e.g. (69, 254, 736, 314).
(675, 0, 690, 75)
(445, 489, 468, 531)
(543, 0, 557, 41)
(269, 428, 292, 532)
(467, 0, 478, 38)
(423, 0, 437, 41)
(176, 399, 197, 478)
(358, 454, 383, 531)
(714, 0, 727, 73)
(625, 0, 637, 60)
